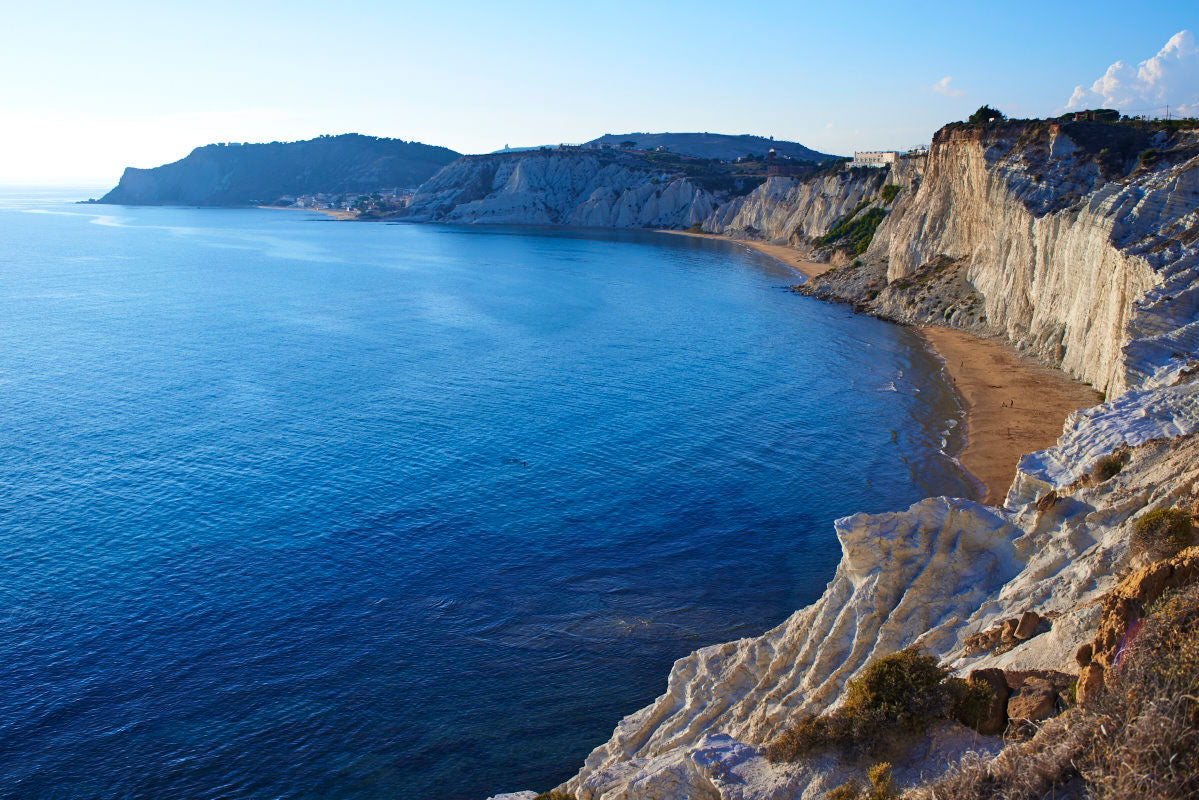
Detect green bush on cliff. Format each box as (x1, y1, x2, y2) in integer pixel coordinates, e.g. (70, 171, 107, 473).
(967, 105, 1007, 124)
(880, 184, 900, 204)
(532, 792, 575, 800)
(1131, 508, 1194, 558)
(1092, 453, 1126, 482)
(814, 207, 887, 256)
(823, 763, 900, 800)
(766, 648, 995, 761)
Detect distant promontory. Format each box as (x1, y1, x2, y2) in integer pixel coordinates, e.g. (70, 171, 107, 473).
(95, 133, 459, 206)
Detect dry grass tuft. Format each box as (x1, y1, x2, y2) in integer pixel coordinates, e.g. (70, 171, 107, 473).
(904, 582, 1199, 800)
(1130, 508, 1194, 559)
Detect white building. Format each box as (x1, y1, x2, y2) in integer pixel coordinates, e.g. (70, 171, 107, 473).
(851, 150, 900, 167)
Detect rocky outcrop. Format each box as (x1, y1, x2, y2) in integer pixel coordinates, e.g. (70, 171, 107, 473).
(403, 151, 719, 228)
(97, 134, 459, 206)
(1077, 545, 1199, 704)
(816, 122, 1199, 397)
(699, 170, 888, 246)
(477, 120, 1199, 800)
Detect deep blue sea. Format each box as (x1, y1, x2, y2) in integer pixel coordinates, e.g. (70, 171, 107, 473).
(0, 187, 974, 799)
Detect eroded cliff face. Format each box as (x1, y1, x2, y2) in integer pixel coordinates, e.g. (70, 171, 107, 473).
(475, 123, 1199, 800)
(863, 123, 1199, 397)
(555, 377, 1199, 800)
(403, 151, 718, 228)
(700, 170, 889, 245)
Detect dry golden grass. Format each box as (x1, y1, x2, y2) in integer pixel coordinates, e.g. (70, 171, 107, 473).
(904, 583, 1199, 800)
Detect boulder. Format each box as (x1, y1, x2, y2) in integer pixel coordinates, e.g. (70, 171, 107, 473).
(1013, 610, 1041, 640)
(1006, 676, 1059, 724)
(968, 668, 1011, 735)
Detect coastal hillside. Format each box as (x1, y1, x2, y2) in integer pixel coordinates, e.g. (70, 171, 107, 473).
(477, 117, 1199, 799)
(403, 150, 723, 228)
(402, 147, 855, 228)
(582, 132, 836, 161)
(96, 134, 459, 206)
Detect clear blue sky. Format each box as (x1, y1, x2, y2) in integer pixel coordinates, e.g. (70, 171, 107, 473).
(2, 0, 1195, 182)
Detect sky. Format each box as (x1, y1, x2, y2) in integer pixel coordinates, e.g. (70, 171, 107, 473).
(1, 0, 1196, 183)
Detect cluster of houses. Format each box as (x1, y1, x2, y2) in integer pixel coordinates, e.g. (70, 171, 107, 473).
(287, 188, 415, 211)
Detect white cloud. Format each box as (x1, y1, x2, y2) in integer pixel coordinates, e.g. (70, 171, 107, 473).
(1065, 30, 1199, 116)
(930, 76, 965, 98)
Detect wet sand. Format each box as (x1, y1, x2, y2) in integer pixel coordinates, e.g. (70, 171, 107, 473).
(658, 230, 834, 280)
(919, 326, 1102, 505)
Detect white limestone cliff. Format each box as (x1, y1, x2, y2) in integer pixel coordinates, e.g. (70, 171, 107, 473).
(869, 124, 1199, 397)
(475, 123, 1199, 800)
(404, 151, 717, 229)
(699, 171, 884, 246)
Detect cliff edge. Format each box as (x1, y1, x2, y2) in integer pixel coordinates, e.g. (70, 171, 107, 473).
(480, 118, 1199, 800)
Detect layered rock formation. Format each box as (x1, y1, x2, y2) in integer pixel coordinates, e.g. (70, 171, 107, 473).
(478, 120, 1199, 800)
(403, 150, 719, 228)
(700, 169, 889, 247)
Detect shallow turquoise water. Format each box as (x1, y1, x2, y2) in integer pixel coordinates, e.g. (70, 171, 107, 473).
(0, 190, 973, 799)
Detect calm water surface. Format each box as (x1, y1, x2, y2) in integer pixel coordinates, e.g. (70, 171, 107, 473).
(0, 188, 973, 799)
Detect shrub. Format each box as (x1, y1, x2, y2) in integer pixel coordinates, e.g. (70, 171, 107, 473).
(826, 779, 862, 800)
(1130, 508, 1194, 559)
(866, 763, 897, 799)
(1093, 452, 1126, 482)
(907, 581, 1199, 800)
(533, 793, 575, 800)
(880, 184, 900, 203)
(815, 207, 887, 256)
(967, 105, 1007, 124)
(842, 648, 947, 726)
(945, 676, 995, 729)
(767, 648, 994, 761)
(765, 713, 834, 760)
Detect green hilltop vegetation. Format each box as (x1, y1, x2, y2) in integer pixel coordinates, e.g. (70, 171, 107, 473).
(96, 134, 460, 207)
(583, 132, 837, 161)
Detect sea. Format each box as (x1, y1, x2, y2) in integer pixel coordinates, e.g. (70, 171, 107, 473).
(0, 187, 975, 799)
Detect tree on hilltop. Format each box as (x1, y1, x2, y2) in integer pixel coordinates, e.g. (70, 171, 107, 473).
(967, 105, 1007, 124)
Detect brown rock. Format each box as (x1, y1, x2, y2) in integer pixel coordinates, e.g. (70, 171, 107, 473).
(1085, 547, 1199, 674)
(1000, 618, 1019, 642)
(1035, 490, 1058, 512)
(1013, 610, 1041, 640)
(968, 668, 1010, 735)
(1007, 677, 1059, 723)
(963, 627, 1002, 656)
(1075, 642, 1093, 668)
(1077, 663, 1105, 705)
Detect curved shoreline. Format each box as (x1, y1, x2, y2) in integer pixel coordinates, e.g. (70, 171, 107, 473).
(658, 230, 1100, 504)
(656, 229, 834, 280)
(917, 326, 1101, 504)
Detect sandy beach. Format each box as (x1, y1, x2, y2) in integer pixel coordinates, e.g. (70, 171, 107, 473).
(659, 230, 834, 280)
(258, 205, 358, 220)
(660, 230, 1100, 504)
(919, 326, 1101, 505)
